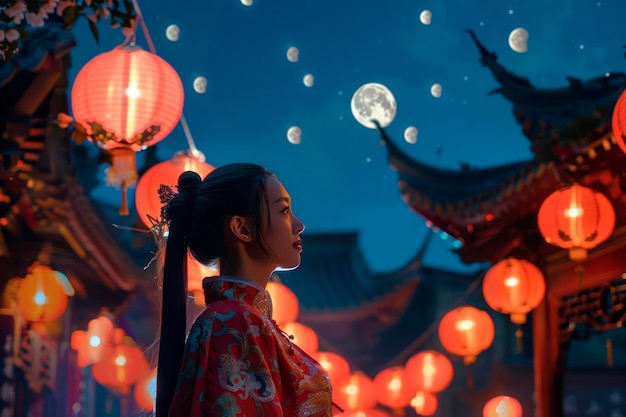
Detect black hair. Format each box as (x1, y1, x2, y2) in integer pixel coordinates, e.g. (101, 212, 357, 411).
(155, 162, 274, 417)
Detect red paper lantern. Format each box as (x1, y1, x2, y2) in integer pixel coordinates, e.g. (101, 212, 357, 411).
(266, 281, 299, 325)
(71, 45, 184, 215)
(314, 351, 351, 393)
(411, 391, 438, 416)
(335, 371, 377, 411)
(282, 322, 319, 356)
(483, 258, 545, 325)
(135, 150, 214, 228)
(92, 329, 151, 388)
(405, 350, 454, 393)
(483, 395, 523, 417)
(134, 367, 157, 411)
(71, 315, 115, 367)
(537, 184, 615, 261)
(438, 305, 494, 365)
(16, 265, 69, 322)
(342, 410, 392, 417)
(373, 366, 414, 409)
(612, 88, 626, 154)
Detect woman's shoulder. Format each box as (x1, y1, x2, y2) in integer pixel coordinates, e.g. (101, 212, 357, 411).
(198, 299, 268, 326)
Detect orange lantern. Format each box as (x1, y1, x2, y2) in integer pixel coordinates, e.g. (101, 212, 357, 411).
(612, 88, 626, 154)
(266, 281, 299, 325)
(335, 371, 377, 411)
(483, 395, 523, 417)
(134, 367, 157, 411)
(16, 265, 70, 322)
(405, 350, 454, 393)
(187, 251, 218, 306)
(537, 184, 615, 261)
(373, 366, 414, 410)
(315, 351, 351, 403)
(71, 45, 184, 215)
(71, 315, 115, 367)
(134, 150, 214, 228)
(411, 391, 438, 416)
(282, 322, 319, 356)
(92, 329, 151, 389)
(438, 305, 494, 365)
(483, 258, 545, 325)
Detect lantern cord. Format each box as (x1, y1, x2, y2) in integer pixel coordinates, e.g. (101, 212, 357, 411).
(130, 0, 200, 155)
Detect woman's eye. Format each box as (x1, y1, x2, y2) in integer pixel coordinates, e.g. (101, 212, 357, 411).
(282, 207, 290, 214)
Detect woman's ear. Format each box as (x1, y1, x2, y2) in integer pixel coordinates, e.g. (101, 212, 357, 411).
(228, 215, 252, 242)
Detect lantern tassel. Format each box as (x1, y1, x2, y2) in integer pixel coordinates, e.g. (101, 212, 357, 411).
(120, 180, 130, 216)
(607, 338, 614, 366)
(464, 356, 476, 389)
(515, 324, 524, 354)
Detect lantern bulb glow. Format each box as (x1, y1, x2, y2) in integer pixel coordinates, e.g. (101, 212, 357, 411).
(505, 276, 519, 287)
(115, 355, 127, 366)
(388, 377, 402, 391)
(125, 86, 141, 99)
(456, 319, 474, 331)
(148, 375, 157, 401)
(89, 335, 101, 347)
(345, 384, 358, 396)
(34, 291, 46, 305)
(566, 207, 582, 218)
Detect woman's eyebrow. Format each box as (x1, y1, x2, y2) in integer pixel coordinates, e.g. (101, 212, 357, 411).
(272, 196, 290, 204)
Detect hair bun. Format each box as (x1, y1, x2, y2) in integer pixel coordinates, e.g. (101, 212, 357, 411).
(177, 171, 202, 193)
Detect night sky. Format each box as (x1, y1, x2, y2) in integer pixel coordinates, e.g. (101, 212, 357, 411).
(68, 0, 626, 274)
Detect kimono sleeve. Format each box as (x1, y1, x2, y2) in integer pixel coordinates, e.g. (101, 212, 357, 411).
(169, 304, 285, 417)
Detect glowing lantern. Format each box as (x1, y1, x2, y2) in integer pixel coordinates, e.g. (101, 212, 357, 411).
(411, 391, 438, 416)
(71, 45, 184, 215)
(537, 184, 615, 261)
(335, 371, 377, 411)
(611, 88, 626, 154)
(187, 251, 218, 306)
(315, 351, 351, 401)
(16, 265, 70, 322)
(483, 395, 523, 417)
(266, 281, 299, 325)
(483, 258, 545, 324)
(405, 350, 454, 393)
(135, 150, 214, 228)
(438, 306, 494, 365)
(282, 322, 319, 356)
(134, 367, 158, 411)
(373, 366, 414, 410)
(92, 329, 151, 388)
(70, 315, 115, 367)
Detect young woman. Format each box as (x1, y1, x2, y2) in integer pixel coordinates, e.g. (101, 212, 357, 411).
(154, 163, 342, 416)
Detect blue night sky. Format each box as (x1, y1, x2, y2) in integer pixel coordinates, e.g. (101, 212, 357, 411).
(68, 0, 626, 274)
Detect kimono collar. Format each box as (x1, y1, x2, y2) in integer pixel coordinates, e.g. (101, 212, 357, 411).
(202, 276, 273, 319)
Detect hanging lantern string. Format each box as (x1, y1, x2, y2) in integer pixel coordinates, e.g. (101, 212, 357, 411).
(127, 0, 200, 156)
(372, 267, 487, 375)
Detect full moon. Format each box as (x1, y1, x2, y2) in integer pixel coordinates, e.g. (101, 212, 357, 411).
(287, 126, 301, 144)
(287, 46, 299, 63)
(404, 126, 418, 144)
(420, 10, 432, 25)
(430, 83, 442, 98)
(508, 28, 529, 53)
(240, 0, 253, 5)
(193, 76, 207, 94)
(165, 24, 179, 42)
(351, 83, 397, 129)
(303, 74, 314, 87)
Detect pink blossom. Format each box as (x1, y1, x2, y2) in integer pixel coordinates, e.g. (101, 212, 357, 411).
(56, 0, 76, 16)
(41, 0, 58, 14)
(5, 29, 19, 42)
(3, 1, 27, 25)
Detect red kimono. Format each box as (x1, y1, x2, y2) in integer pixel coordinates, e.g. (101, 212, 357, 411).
(169, 276, 340, 416)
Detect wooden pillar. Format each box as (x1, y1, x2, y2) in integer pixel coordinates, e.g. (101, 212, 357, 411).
(532, 291, 563, 417)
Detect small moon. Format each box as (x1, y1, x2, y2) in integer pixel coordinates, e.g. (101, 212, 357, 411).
(303, 74, 314, 87)
(430, 83, 442, 98)
(240, 0, 253, 5)
(508, 27, 529, 53)
(165, 24, 180, 42)
(287, 46, 299, 63)
(193, 76, 207, 94)
(351, 82, 397, 129)
(404, 126, 418, 144)
(287, 126, 302, 144)
(420, 10, 432, 25)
